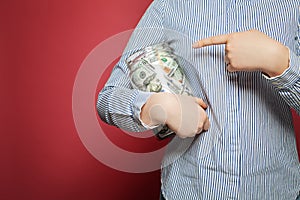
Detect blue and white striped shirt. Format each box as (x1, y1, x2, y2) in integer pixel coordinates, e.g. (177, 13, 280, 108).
(97, 0, 300, 199)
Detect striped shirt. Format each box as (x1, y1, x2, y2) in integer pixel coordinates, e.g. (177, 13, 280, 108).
(97, 0, 300, 199)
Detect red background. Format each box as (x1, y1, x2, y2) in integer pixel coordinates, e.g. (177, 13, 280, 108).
(1, 0, 299, 200)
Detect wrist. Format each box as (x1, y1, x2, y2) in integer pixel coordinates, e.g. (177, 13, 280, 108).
(263, 45, 289, 77)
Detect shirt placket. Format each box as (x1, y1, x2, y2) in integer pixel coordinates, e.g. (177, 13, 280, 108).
(221, 0, 241, 199)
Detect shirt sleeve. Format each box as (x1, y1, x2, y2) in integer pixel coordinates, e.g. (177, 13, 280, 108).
(264, 49, 300, 114)
(96, 0, 167, 132)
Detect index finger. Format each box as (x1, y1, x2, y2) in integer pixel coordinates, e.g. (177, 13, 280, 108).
(192, 34, 230, 48)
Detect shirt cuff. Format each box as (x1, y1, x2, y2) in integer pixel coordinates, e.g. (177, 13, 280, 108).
(263, 49, 300, 89)
(132, 91, 160, 129)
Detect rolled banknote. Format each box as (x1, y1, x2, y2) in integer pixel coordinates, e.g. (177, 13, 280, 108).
(126, 42, 193, 139)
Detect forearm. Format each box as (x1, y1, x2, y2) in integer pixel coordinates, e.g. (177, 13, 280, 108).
(97, 83, 153, 132)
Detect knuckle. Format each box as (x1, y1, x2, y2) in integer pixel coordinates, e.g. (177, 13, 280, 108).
(227, 65, 234, 72)
(230, 60, 237, 68)
(227, 52, 233, 60)
(225, 43, 231, 51)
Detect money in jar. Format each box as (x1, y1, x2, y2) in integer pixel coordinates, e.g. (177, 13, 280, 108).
(126, 42, 193, 139)
(126, 42, 192, 95)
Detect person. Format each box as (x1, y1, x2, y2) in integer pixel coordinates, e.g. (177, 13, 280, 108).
(97, 0, 300, 199)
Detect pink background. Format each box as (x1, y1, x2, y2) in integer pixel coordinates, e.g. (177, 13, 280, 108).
(1, 0, 299, 199)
